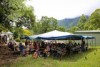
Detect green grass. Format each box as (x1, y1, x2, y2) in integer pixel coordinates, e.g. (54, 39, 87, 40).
(2, 46, 100, 67)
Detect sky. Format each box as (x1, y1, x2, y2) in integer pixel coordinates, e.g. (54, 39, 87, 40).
(26, 0, 100, 20)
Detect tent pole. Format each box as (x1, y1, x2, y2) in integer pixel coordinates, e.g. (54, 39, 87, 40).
(92, 39, 93, 47)
(87, 39, 88, 46)
(87, 39, 89, 49)
(93, 38, 94, 47)
(95, 38, 96, 47)
(91, 39, 92, 47)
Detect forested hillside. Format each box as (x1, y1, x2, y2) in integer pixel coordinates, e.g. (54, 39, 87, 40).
(68, 9, 100, 32)
(58, 16, 89, 28)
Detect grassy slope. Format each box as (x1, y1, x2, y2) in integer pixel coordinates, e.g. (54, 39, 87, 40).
(2, 46, 100, 67)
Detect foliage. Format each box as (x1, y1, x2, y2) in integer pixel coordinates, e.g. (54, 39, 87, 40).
(33, 16, 66, 34)
(16, 7, 35, 29)
(77, 9, 100, 30)
(33, 21, 42, 34)
(69, 9, 100, 32)
(68, 14, 88, 32)
(13, 32, 18, 39)
(0, 0, 35, 33)
(15, 38, 21, 42)
(57, 26, 66, 32)
(84, 9, 100, 30)
(40, 16, 51, 33)
(77, 14, 88, 30)
(0, 0, 25, 29)
(0, 24, 8, 32)
(22, 29, 32, 36)
(68, 26, 78, 33)
(0, 0, 65, 35)
(13, 27, 23, 40)
(58, 17, 81, 28)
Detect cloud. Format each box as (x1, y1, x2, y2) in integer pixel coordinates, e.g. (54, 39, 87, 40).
(27, 0, 100, 19)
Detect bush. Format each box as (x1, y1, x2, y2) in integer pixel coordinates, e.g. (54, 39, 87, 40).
(13, 32, 18, 39)
(15, 38, 21, 42)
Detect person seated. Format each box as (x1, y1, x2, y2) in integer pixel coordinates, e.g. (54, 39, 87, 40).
(7, 42, 14, 51)
(46, 45, 50, 56)
(23, 48, 28, 57)
(43, 48, 48, 59)
(57, 47, 62, 58)
(33, 50, 38, 59)
(52, 46, 57, 57)
(19, 43, 24, 55)
(13, 46, 20, 55)
(29, 44, 34, 54)
(25, 40, 29, 46)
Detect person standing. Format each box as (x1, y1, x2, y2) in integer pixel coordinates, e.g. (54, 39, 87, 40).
(81, 39, 85, 52)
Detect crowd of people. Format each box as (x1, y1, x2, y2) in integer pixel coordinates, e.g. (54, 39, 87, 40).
(7, 39, 88, 60)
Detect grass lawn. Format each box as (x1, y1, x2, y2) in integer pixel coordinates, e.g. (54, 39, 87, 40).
(2, 46, 100, 67)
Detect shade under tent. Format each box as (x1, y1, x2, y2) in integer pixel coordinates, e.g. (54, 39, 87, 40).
(22, 30, 96, 46)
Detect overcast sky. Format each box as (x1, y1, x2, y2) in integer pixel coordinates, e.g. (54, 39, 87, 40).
(26, 0, 100, 20)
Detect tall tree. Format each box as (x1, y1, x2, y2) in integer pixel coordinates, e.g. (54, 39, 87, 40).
(84, 9, 100, 30)
(16, 7, 35, 29)
(49, 17, 58, 30)
(68, 26, 78, 33)
(0, 0, 25, 30)
(77, 14, 87, 30)
(40, 16, 50, 33)
(33, 16, 65, 34)
(33, 21, 42, 34)
(0, 0, 35, 31)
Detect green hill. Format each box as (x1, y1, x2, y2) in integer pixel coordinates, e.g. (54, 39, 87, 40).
(58, 16, 89, 28)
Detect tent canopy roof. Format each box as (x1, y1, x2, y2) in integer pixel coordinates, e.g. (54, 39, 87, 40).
(38, 30, 73, 38)
(35, 30, 83, 40)
(23, 30, 95, 40)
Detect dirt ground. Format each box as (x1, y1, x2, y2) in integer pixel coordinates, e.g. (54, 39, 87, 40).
(0, 44, 18, 66)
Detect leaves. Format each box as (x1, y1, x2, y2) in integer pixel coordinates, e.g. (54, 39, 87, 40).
(22, 29, 32, 36)
(87, 9, 100, 29)
(0, 0, 35, 32)
(77, 14, 88, 30)
(33, 16, 66, 34)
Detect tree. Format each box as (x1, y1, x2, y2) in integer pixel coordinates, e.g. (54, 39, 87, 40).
(33, 16, 66, 34)
(57, 26, 66, 32)
(68, 26, 78, 33)
(22, 29, 32, 36)
(33, 21, 42, 34)
(0, 0, 35, 32)
(0, 0, 25, 30)
(49, 17, 58, 30)
(40, 16, 51, 33)
(77, 14, 87, 30)
(84, 9, 100, 30)
(39, 16, 65, 33)
(0, 24, 8, 32)
(38, 16, 58, 33)
(16, 7, 35, 29)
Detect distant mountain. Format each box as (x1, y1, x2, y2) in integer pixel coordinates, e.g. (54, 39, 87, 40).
(58, 16, 89, 28)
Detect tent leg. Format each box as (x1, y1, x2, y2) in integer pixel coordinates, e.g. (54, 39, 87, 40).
(95, 38, 96, 47)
